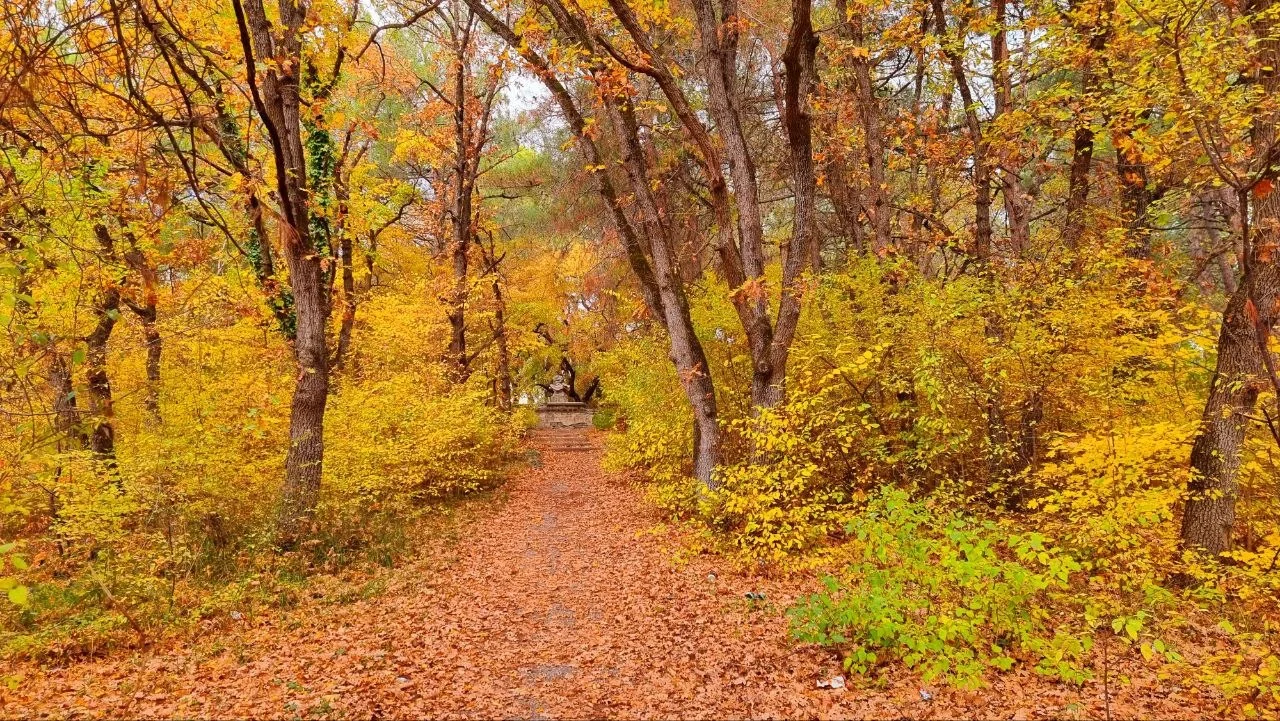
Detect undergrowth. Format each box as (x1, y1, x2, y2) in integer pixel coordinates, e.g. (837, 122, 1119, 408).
(600, 254, 1280, 714)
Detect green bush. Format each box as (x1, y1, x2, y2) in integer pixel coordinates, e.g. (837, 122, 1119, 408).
(591, 406, 616, 430)
(788, 488, 1086, 689)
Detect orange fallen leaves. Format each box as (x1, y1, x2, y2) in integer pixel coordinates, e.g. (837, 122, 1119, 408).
(0, 430, 1225, 720)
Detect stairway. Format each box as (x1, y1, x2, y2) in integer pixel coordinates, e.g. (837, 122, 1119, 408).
(531, 428, 600, 453)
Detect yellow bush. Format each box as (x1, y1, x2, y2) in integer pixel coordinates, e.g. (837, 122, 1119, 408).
(1027, 422, 1196, 590)
(0, 275, 522, 657)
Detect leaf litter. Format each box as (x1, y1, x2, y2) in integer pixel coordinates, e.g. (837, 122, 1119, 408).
(0, 430, 1224, 719)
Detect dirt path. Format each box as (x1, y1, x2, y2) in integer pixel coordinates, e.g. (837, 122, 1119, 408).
(2, 429, 1218, 719)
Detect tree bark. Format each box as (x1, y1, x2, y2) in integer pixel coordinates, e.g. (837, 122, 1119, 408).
(681, 0, 781, 407)
(233, 0, 331, 545)
(931, 0, 993, 261)
(832, 0, 890, 254)
(600, 0, 791, 409)
(490, 272, 512, 411)
(607, 95, 721, 485)
(447, 18, 475, 382)
(122, 242, 162, 421)
(769, 0, 820, 409)
(1182, 0, 1280, 556)
(49, 354, 87, 451)
(1183, 271, 1275, 554)
(991, 0, 1030, 256)
(1061, 0, 1115, 250)
(87, 225, 121, 464)
(1115, 118, 1153, 258)
(333, 231, 357, 372)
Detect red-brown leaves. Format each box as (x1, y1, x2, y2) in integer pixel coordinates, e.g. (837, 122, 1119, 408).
(1253, 178, 1274, 199)
(0, 431, 1223, 719)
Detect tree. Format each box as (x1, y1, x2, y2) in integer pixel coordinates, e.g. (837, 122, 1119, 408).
(230, 0, 336, 542)
(1179, 0, 1280, 556)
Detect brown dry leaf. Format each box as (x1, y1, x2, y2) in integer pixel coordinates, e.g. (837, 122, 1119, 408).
(0, 429, 1222, 720)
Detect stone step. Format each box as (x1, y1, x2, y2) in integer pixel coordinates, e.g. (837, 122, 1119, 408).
(530, 430, 600, 453)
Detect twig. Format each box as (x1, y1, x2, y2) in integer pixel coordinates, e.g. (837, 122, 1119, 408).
(1102, 630, 1112, 721)
(91, 574, 147, 645)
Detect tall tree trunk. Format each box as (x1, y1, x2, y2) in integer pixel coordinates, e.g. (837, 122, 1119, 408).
(333, 232, 357, 371)
(768, 0, 820, 409)
(685, 0, 780, 407)
(49, 354, 87, 451)
(1064, 124, 1096, 250)
(1062, 0, 1115, 250)
(491, 272, 512, 411)
(123, 243, 162, 421)
(1115, 119, 1153, 258)
(1182, 0, 1280, 556)
(87, 225, 121, 464)
(609, 96, 721, 485)
(233, 0, 332, 545)
(1183, 274, 1271, 554)
(602, 0, 788, 408)
(991, 0, 1030, 256)
(135, 304, 162, 421)
(448, 31, 473, 383)
(931, 0, 993, 261)
(833, 0, 890, 254)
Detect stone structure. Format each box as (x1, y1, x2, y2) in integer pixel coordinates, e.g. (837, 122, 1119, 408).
(536, 372, 594, 428)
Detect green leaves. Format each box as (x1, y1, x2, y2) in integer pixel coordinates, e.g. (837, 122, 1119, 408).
(0, 542, 29, 607)
(788, 489, 1087, 689)
(7, 585, 29, 606)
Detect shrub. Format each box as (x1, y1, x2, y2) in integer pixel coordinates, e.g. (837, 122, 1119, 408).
(0, 280, 522, 658)
(704, 409, 848, 563)
(788, 489, 1085, 689)
(596, 335, 691, 486)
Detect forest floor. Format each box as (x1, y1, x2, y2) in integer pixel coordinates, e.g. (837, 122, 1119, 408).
(1, 428, 1222, 719)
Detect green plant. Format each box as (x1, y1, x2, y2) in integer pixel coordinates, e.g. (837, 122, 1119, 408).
(788, 489, 1086, 689)
(591, 406, 616, 430)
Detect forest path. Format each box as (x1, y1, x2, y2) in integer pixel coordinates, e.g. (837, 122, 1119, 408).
(4, 429, 1212, 719)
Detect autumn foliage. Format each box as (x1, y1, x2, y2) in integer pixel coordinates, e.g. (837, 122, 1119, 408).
(3, 0, 1280, 714)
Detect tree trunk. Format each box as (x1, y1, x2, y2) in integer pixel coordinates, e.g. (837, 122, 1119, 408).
(491, 272, 512, 411)
(991, 0, 1031, 256)
(684, 0, 781, 408)
(136, 304, 162, 421)
(123, 243, 162, 420)
(447, 31, 474, 383)
(49, 354, 87, 451)
(1115, 119, 1153, 259)
(87, 225, 121, 464)
(332, 232, 356, 371)
(233, 0, 332, 545)
(1064, 124, 1096, 250)
(833, 0, 890, 254)
(1182, 0, 1280, 556)
(1183, 206, 1280, 555)
(931, 0, 993, 261)
(608, 95, 722, 486)
(1061, 0, 1115, 250)
(768, 0, 820, 408)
